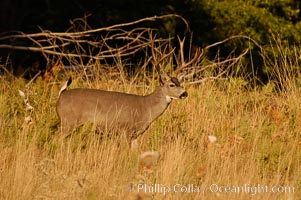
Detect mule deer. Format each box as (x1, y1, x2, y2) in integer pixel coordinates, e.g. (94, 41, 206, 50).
(57, 76, 187, 140)
(56, 38, 200, 143)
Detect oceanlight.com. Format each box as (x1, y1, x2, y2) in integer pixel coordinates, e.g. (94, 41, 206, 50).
(209, 184, 295, 196)
(133, 183, 295, 196)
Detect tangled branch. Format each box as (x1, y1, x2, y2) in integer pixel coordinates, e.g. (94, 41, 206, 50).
(0, 15, 188, 61)
(0, 14, 259, 83)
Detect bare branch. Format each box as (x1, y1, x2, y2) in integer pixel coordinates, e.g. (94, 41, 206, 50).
(187, 77, 228, 85)
(204, 35, 262, 51)
(184, 48, 249, 83)
(0, 15, 186, 63)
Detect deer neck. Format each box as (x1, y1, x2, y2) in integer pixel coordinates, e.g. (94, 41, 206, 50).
(143, 86, 171, 121)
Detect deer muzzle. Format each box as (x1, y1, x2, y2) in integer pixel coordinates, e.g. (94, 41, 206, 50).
(180, 91, 188, 99)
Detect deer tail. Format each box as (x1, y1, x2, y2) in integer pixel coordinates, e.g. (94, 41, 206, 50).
(59, 77, 72, 96)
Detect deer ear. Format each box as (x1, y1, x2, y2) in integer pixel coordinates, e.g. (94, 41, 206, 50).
(170, 77, 181, 86)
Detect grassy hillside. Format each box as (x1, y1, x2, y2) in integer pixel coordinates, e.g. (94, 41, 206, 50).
(0, 68, 300, 199)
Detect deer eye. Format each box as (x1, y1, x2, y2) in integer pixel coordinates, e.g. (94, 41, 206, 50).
(169, 84, 176, 88)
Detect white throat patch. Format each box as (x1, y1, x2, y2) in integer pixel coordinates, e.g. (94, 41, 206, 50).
(166, 95, 172, 103)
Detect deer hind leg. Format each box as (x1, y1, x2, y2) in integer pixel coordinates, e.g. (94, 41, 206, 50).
(130, 139, 139, 151)
(126, 130, 145, 151)
(58, 119, 77, 138)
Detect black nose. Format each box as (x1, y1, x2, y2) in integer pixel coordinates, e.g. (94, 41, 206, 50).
(180, 91, 188, 99)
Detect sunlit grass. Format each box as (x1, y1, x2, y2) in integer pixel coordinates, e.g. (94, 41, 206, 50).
(0, 70, 300, 199)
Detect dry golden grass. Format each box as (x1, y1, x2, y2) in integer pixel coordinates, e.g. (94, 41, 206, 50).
(0, 73, 300, 200)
